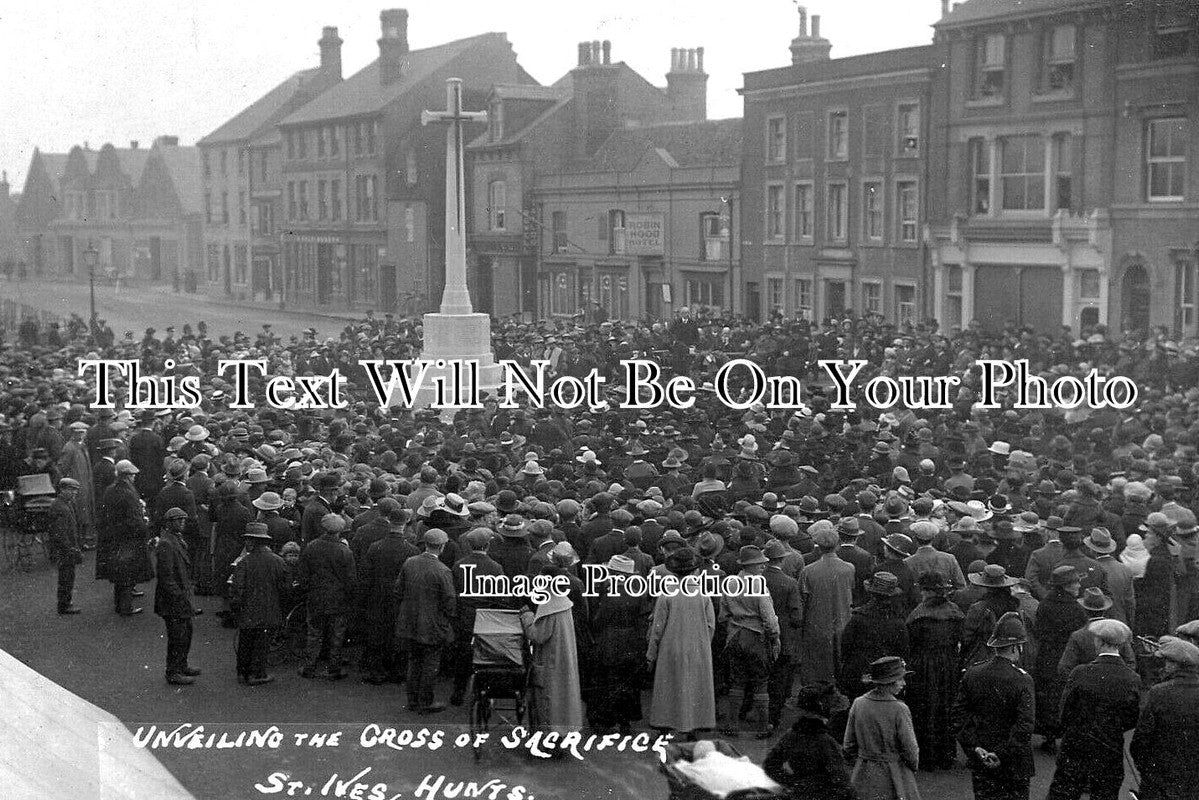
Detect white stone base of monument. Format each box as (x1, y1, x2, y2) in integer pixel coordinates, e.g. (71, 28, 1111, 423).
(404, 312, 502, 415)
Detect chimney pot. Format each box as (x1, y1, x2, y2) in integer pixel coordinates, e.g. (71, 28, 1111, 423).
(812, 15, 821, 38)
(130, 140, 139, 149)
(798, 6, 808, 36)
(592, 40, 601, 64)
(602, 40, 611, 64)
(378, 9, 410, 85)
(319, 25, 343, 81)
(940, 0, 950, 16)
(579, 42, 589, 65)
(697, 46, 704, 72)
(687, 49, 696, 70)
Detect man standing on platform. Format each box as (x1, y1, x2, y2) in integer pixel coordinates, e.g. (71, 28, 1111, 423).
(154, 507, 200, 685)
(48, 477, 83, 615)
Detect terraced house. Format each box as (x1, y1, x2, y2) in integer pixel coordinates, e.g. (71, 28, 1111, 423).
(274, 10, 532, 312)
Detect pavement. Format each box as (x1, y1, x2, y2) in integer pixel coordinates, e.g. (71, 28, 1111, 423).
(0, 277, 364, 340)
(0, 545, 1086, 800)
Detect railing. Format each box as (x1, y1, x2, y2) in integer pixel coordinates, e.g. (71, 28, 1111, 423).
(0, 299, 70, 335)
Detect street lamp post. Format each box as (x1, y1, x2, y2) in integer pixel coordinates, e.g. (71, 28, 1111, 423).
(83, 240, 100, 329)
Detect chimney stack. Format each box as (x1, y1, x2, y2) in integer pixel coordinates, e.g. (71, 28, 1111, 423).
(602, 40, 611, 64)
(665, 44, 708, 122)
(790, 5, 832, 64)
(378, 9, 409, 85)
(579, 42, 589, 66)
(320, 26, 343, 81)
(155, 135, 179, 147)
(129, 140, 139, 149)
(0, 171, 8, 201)
(592, 40, 601, 64)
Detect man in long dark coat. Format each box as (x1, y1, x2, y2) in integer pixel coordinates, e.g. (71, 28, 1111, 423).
(954, 611, 1036, 800)
(360, 506, 418, 685)
(395, 528, 455, 714)
(1048, 619, 1140, 800)
(154, 507, 199, 685)
(448, 528, 503, 704)
(1131, 637, 1199, 800)
(128, 410, 165, 506)
(230, 523, 290, 685)
(102, 460, 150, 616)
(297, 513, 356, 680)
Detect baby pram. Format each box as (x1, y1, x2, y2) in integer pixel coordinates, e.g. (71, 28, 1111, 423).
(1, 474, 55, 572)
(661, 741, 787, 800)
(468, 609, 530, 759)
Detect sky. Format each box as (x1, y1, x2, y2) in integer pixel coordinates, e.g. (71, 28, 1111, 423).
(0, 0, 943, 190)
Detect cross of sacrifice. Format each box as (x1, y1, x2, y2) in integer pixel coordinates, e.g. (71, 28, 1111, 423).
(421, 78, 488, 315)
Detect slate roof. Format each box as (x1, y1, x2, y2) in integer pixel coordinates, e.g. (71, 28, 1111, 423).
(279, 32, 507, 125)
(566, 118, 743, 173)
(199, 68, 322, 145)
(117, 148, 150, 185)
(936, 0, 1107, 28)
(154, 145, 203, 215)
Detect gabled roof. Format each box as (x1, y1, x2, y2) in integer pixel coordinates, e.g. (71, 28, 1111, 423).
(117, 148, 150, 185)
(199, 68, 323, 145)
(279, 32, 507, 126)
(153, 145, 202, 215)
(935, 0, 1107, 29)
(38, 152, 70, 188)
(566, 118, 743, 174)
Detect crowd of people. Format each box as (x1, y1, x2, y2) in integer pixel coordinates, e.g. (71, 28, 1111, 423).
(6, 305, 1199, 800)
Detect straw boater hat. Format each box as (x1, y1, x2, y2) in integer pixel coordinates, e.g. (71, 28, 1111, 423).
(499, 514, 529, 538)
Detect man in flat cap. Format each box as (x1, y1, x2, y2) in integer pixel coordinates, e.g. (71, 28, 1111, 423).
(102, 459, 149, 616)
(395, 528, 456, 714)
(297, 513, 356, 680)
(154, 507, 200, 685)
(48, 477, 83, 614)
(1049, 619, 1140, 800)
(1131, 636, 1199, 800)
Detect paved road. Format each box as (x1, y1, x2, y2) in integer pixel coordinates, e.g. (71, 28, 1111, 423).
(0, 545, 1079, 800)
(0, 278, 362, 341)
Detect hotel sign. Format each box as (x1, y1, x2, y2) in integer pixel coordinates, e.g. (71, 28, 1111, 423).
(624, 213, 665, 256)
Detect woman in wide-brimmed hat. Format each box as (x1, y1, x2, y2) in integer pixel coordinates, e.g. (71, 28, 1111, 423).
(843, 656, 921, 800)
(905, 572, 965, 771)
(838, 573, 910, 701)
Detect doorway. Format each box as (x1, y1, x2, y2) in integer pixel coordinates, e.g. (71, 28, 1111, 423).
(1121, 264, 1150, 333)
(826, 280, 847, 318)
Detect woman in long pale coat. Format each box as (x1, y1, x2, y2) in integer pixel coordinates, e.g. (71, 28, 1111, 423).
(520, 594, 584, 731)
(843, 657, 921, 800)
(647, 548, 716, 735)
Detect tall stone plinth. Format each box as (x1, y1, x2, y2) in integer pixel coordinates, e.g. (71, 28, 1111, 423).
(403, 312, 502, 411)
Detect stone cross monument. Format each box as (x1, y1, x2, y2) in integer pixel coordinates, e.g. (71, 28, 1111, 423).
(411, 78, 502, 408)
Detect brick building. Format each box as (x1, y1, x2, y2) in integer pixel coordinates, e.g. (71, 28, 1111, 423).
(198, 26, 345, 303)
(740, 9, 932, 324)
(0, 172, 18, 266)
(924, 0, 1120, 335)
(467, 40, 733, 321)
(1108, 0, 1199, 335)
(15, 138, 202, 285)
(274, 10, 533, 313)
